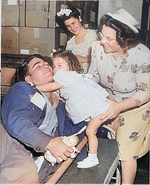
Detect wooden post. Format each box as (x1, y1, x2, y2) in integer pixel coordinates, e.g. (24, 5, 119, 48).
(44, 136, 87, 184)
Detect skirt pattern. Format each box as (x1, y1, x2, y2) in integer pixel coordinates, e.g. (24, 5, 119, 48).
(116, 101, 150, 161)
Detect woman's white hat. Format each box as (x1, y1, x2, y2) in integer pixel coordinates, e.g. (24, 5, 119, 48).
(107, 8, 139, 33)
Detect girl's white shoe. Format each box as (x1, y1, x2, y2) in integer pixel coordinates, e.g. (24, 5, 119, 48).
(77, 156, 99, 168)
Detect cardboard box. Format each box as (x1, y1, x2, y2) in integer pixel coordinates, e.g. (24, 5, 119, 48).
(19, 0, 26, 27)
(26, 0, 49, 27)
(49, 0, 56, 28)
(1, 67, 16, 98)
(19, 27, 55, 56)
(1, 67, 16, 86)
(1, 0, 19, 26)
(1, 27, 19, 54)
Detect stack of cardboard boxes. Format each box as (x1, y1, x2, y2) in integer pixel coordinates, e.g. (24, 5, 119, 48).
(1, 0, 56, 57)
(1, 0, 57, 99)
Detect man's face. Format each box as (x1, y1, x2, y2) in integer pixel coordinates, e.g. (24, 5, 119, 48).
(25, 57, 53, 86)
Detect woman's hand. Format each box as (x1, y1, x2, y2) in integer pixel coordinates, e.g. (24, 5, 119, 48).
(100, 97, 139, 123)
(99, 99, 122, 123)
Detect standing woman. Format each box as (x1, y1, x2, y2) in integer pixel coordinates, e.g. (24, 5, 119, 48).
(88, 9, 150, 184)
(56, 8, 99, 74)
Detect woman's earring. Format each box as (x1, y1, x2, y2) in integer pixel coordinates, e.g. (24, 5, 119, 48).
(80, 19, 82, 22)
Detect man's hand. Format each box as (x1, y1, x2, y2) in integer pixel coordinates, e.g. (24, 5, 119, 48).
(46, 137, 74, 163)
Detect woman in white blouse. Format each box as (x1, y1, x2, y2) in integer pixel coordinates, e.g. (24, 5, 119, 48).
(88, 9, 150, 184)
(56, 8, 99, 74)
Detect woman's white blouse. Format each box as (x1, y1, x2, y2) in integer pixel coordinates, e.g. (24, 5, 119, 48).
(66, 29, 97, 57)
(66, 29, 98, 73)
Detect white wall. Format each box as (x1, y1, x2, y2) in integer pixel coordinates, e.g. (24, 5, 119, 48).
(98, 0, 143, 28)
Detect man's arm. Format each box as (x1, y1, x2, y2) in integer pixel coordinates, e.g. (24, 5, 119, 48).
(2, 82, 73, 160)
(1, 82, 52, 152)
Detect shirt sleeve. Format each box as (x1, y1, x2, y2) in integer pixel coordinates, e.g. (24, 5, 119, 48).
(131, 55, 150, 104)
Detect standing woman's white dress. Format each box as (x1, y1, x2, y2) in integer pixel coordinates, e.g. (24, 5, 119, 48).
(66, 29, 98, 74)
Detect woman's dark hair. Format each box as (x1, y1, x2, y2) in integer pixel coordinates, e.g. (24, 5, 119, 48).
(56, 8, 80, 30)
(18, 54, 46, 81)
(52, 49, 82, 74)
(99, 14, 139, 50)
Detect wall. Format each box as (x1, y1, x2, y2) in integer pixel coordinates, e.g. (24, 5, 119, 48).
(1, 0, 56, 99)
(98, 0, 143, 27)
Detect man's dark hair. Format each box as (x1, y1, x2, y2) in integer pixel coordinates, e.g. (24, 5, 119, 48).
(18, 54, 46, 81)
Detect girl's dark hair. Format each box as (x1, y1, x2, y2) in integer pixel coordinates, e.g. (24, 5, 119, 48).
(99, 14, 139, 50)
(52, 50, 82, 74)
(56, 8, 80, 30)
(18, 54, 46, 81)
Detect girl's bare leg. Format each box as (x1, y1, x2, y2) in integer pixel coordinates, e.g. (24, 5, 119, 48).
(86, 115, 103, 153)
(77, 115, 102, 168)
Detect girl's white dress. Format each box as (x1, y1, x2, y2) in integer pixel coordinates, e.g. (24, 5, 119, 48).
(53, 70, 109, 124)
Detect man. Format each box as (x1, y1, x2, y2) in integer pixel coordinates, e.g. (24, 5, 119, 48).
(1, 54, 86, 183)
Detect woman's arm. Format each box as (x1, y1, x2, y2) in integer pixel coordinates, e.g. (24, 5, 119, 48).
(131, 72, 150, 105)
(131, 48, 150, 104)
(75, 54, 88, 63)
(37, 82, 63, 92)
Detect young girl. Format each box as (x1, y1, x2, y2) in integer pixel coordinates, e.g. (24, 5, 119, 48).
(37, 50, 110, 168)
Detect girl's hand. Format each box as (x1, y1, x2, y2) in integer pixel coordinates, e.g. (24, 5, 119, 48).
(99, 99, 122, 122)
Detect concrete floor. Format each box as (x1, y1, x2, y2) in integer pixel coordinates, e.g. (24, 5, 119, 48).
(56, 141, 149, 185)
(134, 152, 149, 184)
(110, 152, 149, 184)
